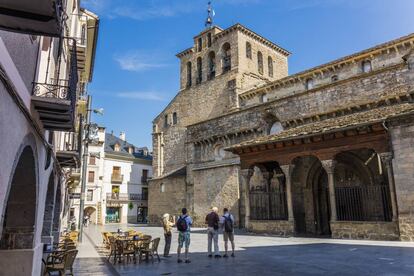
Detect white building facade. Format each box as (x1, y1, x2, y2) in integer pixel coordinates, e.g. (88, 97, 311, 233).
(0, 1, 99, 275)
(72, 129, 152, 226)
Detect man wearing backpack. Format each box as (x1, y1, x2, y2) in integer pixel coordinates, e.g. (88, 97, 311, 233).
(176, 208, 192, 263)
(222, 208, 235, 257)
(205, 207, 221, 258)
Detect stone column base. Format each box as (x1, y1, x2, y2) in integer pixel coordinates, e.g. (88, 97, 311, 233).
(398, 215, 414, 241)
(0, 243, 43, 275)
(330, 221, 399, 241)
(248, 220, 294, 237)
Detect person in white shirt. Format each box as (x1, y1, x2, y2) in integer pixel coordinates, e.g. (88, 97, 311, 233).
(221, 208, 235, 257)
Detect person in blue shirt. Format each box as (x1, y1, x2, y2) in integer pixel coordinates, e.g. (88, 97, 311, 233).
(177, 208, 193, 263)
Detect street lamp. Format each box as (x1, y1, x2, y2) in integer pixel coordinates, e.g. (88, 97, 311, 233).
(78, 95, 103, 242)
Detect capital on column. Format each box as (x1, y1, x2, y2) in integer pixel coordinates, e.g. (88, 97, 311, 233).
(240, 168, 253, 179)
(321, 160, 337, 174)
(379, 152, 393, 165)
(280, 164, 295, 177)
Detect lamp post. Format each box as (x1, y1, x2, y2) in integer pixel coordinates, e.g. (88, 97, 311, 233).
(78, 95, 103, 242)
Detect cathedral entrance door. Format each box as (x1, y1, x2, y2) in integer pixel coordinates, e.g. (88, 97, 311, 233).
(312, 168, 331, 236)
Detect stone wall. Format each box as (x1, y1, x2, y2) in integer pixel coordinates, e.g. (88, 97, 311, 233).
(389, 118, 414, 241)
(330, 221, 400, 241)
(192, 165, 240, 226)
(148, 176, 187, 225)
(248, 220, 294, 236)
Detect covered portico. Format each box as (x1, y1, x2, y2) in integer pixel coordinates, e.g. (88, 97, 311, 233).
(228, 103, 414, 240)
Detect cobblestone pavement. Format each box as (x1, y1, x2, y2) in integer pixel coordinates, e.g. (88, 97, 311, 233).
(74, 224, 414, 276)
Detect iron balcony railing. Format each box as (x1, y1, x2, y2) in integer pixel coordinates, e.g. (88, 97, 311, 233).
(32, 39, 78, 116)
(106, 193, 148, 202)
(56, 131, 79, 152)
(141, 176, 152, 184)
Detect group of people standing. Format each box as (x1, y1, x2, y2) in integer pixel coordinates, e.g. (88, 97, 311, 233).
(162, 207, 236, 264)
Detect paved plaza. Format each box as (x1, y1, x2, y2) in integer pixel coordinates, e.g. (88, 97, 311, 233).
(73, 224, 414, 276)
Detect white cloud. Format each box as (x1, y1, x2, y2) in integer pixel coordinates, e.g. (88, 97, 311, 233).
(117, 92, 166, 101)
(114, 50, 169, 72)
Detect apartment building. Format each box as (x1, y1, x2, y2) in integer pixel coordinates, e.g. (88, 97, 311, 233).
(71, 129, 152, 226)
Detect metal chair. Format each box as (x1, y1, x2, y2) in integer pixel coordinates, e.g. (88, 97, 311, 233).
(139, 238, 161, 263)
(44, 249, 78, 276)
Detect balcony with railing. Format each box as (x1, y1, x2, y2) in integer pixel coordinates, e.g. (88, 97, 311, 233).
(32, 40, 78, 131)
(0, 0, 64, 37)
(141, 176, 152, 185)
(55, 131, 81, 168)
(111, 174, 124, 183)
(106, 193, 148, 203)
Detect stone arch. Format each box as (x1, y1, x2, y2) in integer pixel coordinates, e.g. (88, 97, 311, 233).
(248, 162, 287, 220)
(41, 171, 56, 242)
(196, 56, 202, 84)
(291, 155, 325, 235)
(1, 135, 38, 249)
(246, 41, 252, 59)
(257, 51, 263, 74)
(221, 42, 231, 72)
(333, 149, 391, 221)
(307, 159, 331, 235)
(208, 51, 216, 79)
(186, 61, 192, 87)
(268, 56, 274, 77)
(84, 207, 97, 225)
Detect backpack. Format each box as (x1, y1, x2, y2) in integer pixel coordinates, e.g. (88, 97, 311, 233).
(224, 215, 233, 233)
(177, 215, 188, 232)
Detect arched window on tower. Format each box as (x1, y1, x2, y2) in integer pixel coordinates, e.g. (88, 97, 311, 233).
(186, 62, 192, 87)
(305, 78, 314, 90)
(207, 33, 212, 47)
(268, 56, 273, 77)
(246, 42, 252, 59)
(362, 60, 372, 73)
(258, 51, 263, 75)
(197, 37, 202, 52)
(172, 112, 178, 125)
(196, 57, 202, 84)
(208, 51, 216, 80)
(269, 122, 283, 135)
(222, 42, 231, 73)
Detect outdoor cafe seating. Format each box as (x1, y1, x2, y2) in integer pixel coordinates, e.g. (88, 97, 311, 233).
(102, 229, 161, 265)
(43, 231, 79, 275)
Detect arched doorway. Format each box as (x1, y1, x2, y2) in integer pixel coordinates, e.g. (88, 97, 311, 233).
(84, 207, 96, 225)
(0, 146, 37, 249)
(292, 156, 331, 237)
(42, 172, 56, 241)
(310, 163, 331, 236)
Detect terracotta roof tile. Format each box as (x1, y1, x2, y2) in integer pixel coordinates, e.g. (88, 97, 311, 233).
(229, 103, 414, 150)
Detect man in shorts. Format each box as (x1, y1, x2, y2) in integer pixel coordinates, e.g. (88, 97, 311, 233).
(177, 208, 193, 263)
(221, 208, 235, 257)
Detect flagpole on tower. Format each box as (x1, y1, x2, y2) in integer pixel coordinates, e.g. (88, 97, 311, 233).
(205, 1, 214, 28)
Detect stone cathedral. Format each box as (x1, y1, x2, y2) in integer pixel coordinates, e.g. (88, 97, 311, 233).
(149, 20, 414, 241)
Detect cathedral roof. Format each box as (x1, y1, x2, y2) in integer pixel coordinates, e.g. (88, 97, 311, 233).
(227, 100, 414, 152)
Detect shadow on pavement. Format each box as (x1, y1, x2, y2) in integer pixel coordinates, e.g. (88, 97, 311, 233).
(109, 243, 414, 276)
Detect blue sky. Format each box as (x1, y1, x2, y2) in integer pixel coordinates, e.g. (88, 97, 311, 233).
(82, 0, 414, 150)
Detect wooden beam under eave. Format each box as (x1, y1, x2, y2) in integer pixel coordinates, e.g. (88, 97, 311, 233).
(235, 130, 389, 167)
